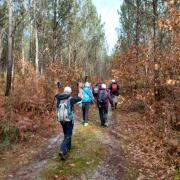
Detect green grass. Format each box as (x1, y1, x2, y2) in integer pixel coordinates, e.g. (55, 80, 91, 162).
(40, 124, 106, 180)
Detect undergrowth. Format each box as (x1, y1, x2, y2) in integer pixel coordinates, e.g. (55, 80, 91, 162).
(0, 97, 19, 151)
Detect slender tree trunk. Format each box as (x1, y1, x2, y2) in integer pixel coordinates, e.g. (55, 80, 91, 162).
(21, 30, 25, 75)
(60, 53, 63, 64)
(68, 44, 71, 68)
(153, 0, 160, 101)
(0, 29, 4, 72)
(5, 0, 13, 96)
(136, 0, 140, 61)
(73, 49, 77, 65)
(29, 23, 32, 61)
(35, 28, 39, 75)
(0, 29, 4, 67)
(34, 0, 39, 77)
(53, 0, 57, 62)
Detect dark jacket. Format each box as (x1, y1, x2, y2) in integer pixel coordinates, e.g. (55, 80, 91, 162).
(108, 82, 120, 96)
(55, 93, 81, 111)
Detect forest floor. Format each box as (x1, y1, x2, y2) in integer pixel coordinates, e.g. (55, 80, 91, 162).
(0, 104, 179, 180)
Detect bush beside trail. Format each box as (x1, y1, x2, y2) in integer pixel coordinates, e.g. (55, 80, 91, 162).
(0, 62, 84, 147)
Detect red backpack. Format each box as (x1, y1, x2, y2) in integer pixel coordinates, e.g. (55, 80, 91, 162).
(111, 83, 118, 92)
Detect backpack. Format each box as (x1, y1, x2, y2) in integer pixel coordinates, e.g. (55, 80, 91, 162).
(98, 89, 108, 105)
(82, 87, 93, 103)
(112, 83, 118, 92)
(57, 97, 72, 122)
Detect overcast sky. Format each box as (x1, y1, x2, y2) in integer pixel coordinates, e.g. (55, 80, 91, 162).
(92, 0, 123, 54)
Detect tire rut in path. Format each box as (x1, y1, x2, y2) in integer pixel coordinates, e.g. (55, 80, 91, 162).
(5, 134, 62, 180)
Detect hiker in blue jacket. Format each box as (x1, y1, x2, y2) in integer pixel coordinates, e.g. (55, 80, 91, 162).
(81, 82, 94, 126)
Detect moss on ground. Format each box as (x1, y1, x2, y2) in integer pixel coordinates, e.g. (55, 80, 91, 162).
(40, 124, 106, 180)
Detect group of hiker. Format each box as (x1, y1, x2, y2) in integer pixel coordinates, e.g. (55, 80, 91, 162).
(55, 79, 120, 160)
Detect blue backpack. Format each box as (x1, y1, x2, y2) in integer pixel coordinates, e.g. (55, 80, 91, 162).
(82, 87, 93, 103)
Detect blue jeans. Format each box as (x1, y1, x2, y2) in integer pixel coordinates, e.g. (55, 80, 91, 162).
(98, 107, 108, 126)
(60, 121, 74, 155)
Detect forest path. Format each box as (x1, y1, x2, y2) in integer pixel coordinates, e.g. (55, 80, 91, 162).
(3, 107, 141, 180)
(90, 109, 127, 180)
(5, 134, 63, 180)
(4, 119, 82, 180)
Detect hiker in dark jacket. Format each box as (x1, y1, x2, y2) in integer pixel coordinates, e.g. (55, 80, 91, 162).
(81, 82, 94, 126)
(108, 79, 120, 109)
(55, 86, 82, 160)
(97, 83, 113, 127)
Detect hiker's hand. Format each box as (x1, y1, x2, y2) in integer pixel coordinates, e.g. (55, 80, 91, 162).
(78, 82, 83, 88)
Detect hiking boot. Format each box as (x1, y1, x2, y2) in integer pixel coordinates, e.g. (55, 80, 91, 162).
(59, 151, 66, 160)
(84, 123, 88, 127)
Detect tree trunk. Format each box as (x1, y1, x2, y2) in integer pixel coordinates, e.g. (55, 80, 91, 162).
(68, 44, 71, 68)
(5, 0, 13, 96)
(136, 0, 140, 61)
(34, 0, 39, 77)
(29, 23, 32, 61)
(0, 29, 4, 72)
(53, 0, 57, 62)
(21, 30, 25, 75)
(153, 0, 160, 101)
(35, 28, 39, 75)
(73, 49, 77, 65)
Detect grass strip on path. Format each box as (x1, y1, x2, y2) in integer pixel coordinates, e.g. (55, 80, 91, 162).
(40, 123, 106, 180)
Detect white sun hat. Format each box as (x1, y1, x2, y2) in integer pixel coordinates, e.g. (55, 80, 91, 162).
(64, 86, 72, 94)
(101, 84, 107, 89)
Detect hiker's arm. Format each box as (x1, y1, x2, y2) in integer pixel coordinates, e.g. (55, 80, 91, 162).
(108, 84, 111, 90)
(90, 89, 94, 101)
(71, 96, 82, 107)
(78, 83, 83, 100)
(117, 84, 120, 95)
(55, 93, 60, 108)
(108, 92, 113, 106)
(117, 84, 120, 90)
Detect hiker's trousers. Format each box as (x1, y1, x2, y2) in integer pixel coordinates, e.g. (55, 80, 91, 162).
(60, 121, 74, 155)
(98, 107, 108, 125)
(82, 102, 90, 123)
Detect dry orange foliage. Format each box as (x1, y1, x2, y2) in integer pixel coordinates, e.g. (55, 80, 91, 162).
(111, 1, 180, 170)
(0, 61, 84, 141)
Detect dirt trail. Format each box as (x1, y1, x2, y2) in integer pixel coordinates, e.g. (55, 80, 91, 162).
(5, 120, 81, 180)
(5, 134, 62, 180)
(4, 110, 129, 180)
(90, 111, 127, 180)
